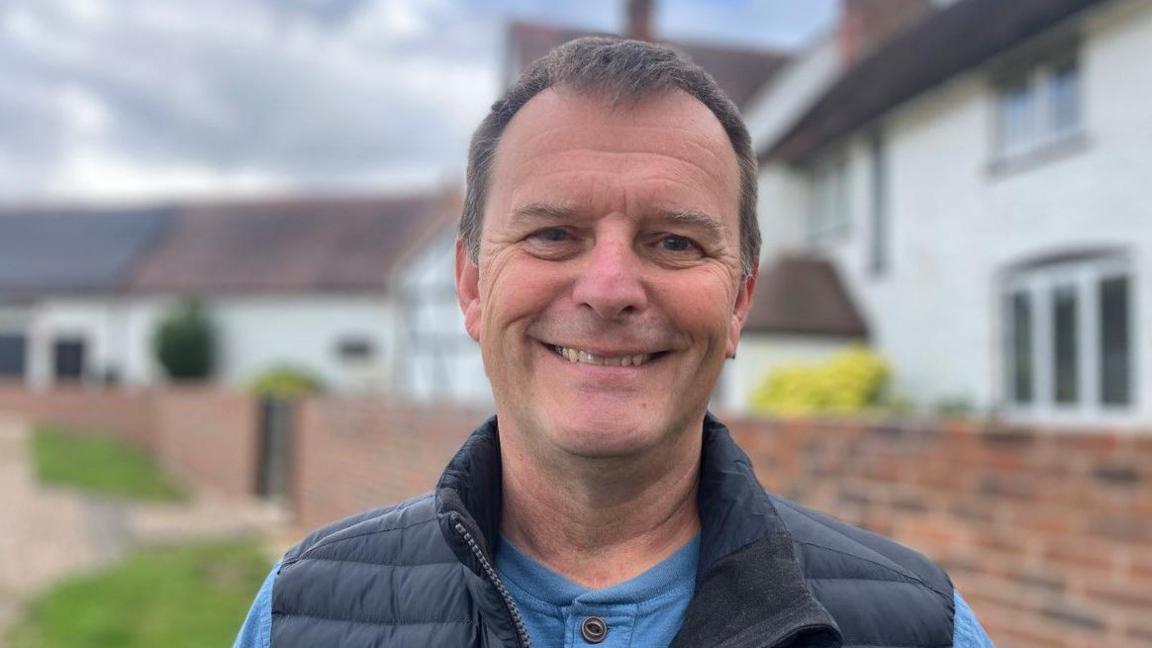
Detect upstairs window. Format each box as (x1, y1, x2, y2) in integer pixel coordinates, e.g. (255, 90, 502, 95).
(994, 55, 1082, 161)
(1003, 254, 1134, 419)
(808, 153, 850, 246)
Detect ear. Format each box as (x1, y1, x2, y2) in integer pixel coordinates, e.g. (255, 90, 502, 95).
(455, 238, 483, 342)
(725, 262, 758, 359)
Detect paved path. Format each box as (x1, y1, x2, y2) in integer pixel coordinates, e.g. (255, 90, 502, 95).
(0, 415, 287, 646)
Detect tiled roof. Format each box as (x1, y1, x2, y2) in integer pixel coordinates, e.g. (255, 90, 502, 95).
(763, 0, 1110, 163)
(507, 21, 789, 109)
(0, 207, 175, 298)
(0, 191, 455, 298)
(744, 255, 868, 338)
(131, 193, 454, 294)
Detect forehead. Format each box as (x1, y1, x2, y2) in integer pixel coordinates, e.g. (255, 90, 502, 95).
(486, 87, 740, 223)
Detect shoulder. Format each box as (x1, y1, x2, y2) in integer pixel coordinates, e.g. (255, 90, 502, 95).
(769, 494, 954, 605)
(765, 495, 958, 644)
(281, 491, 450, 567)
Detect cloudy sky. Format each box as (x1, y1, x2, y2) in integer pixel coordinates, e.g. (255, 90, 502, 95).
(0, 0, 838, 204)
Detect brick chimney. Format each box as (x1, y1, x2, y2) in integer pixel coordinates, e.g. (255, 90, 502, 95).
(838, 0, 933, 68)
(626, 0, 654, 42)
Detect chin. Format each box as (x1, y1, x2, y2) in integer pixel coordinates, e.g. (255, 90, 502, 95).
(545, 412, 669, 459)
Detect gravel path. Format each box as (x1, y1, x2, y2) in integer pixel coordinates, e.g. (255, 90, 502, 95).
(0, 415, 286, 647)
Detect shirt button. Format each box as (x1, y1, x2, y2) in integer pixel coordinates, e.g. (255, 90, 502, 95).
(580, 616, 608, 644)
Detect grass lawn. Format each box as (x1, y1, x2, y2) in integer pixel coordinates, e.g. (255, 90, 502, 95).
(7, 542, 272, 648)
(31, 424, 186, 501)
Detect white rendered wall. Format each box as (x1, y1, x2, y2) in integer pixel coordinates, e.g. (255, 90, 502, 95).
(394, 231, 491, 405)
(758, 0, 1152, 423)
(207, 295, 396, 392)
(745, 34, 841, 264)
(26, 299, 130, 388)
(26, 294, 398, 392)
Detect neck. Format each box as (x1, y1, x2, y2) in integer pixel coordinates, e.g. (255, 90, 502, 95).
(499, 422, 702, 590)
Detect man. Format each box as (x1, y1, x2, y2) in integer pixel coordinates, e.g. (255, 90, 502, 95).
(235, 37, 993, 647)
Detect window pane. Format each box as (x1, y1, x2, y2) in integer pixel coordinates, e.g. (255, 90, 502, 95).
(1100, 276, 1131, 405)
(1049, 61, 1081, 136)
(997, 79, 1034, 155)
(810, 158, 849, 243)
(1009, 292, 1034, 404)
(0, 334, 26, 378)
(1052, 285, 1078, 404)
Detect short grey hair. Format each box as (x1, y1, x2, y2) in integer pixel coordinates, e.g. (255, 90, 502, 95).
(460, 37, 760, 277)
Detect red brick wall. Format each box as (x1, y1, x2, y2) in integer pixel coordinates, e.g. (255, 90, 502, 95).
(722, 416, 1152, 648)
(293, 398, 483, 531)
(0, 385, 258, 498)
(0, 384, 158, 449)
(152, 388, 260, 498)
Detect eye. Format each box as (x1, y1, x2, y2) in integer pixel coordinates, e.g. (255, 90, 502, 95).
(648, 233, 705, 264)
(660, 235, 695, 253)
(523, 227, 580, 259)
(531, 227, 570, 243)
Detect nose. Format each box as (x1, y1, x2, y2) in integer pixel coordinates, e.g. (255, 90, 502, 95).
(571, 237, 649, 320)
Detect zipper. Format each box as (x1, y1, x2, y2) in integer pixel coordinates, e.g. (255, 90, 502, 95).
(453, 520, 533, 648)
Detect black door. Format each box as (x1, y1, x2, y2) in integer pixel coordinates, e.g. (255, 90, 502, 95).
(53, 337, 86, 380)
(257, 397, 295, 500)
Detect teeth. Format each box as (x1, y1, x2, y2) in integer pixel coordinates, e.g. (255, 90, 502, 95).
(553, 345, 653, 367)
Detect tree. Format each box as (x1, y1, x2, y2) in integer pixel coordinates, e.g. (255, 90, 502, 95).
(153, 299, 217, 381)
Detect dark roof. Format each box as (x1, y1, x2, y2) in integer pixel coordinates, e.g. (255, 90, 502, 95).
(764, 0, 1111, 163)
(507, 21, 789, 108)
(0, 207, 175, 298)
(131, 193, 453, 294)
(744, 255, 868, 338)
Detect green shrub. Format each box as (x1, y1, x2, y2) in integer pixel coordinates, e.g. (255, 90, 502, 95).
(248, 365, 325, 398)
(153, 299, 216, 381)
(749, 346, 890, 416)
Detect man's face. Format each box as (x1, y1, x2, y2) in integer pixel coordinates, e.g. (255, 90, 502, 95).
(457, 88, 756, 460)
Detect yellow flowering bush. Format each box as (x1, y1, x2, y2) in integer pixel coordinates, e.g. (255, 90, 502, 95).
(749, 346, 890, 416)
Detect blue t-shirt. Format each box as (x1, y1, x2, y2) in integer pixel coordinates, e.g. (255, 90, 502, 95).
(234, 547, 996, 648)
(497, 535, 700, 648)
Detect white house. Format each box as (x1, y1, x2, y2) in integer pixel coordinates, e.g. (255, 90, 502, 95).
(0, 191, 455, 393)
(391, 227, 492, 404)
(749, 0, 1147, 425)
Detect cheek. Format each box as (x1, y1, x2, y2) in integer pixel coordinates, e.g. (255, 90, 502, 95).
(479, 261, 563, 337)
(663, 277, 737, 329)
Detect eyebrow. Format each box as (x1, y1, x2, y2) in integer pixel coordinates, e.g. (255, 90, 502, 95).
(509, 203, 727, 239)
(510, 202, 577, 223)
(661, 209, 726, 240)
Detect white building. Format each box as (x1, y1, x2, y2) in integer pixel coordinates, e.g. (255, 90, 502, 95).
(748, 0, 1147, 425)
(0, 192, 454, 393)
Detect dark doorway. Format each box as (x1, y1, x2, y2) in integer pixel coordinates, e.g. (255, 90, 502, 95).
(53, 337, 86, 381)
(256, 397, 295, 500)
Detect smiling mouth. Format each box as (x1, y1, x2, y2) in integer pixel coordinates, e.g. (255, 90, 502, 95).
(550, 344, 665, 367)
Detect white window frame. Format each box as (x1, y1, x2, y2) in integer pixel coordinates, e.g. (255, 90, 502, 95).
(993, 53, 1083, 162)
(1003, 255, 1136, 424)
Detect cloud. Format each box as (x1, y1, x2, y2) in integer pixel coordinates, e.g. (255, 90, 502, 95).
(0, 0, 500, 202)
(0, 0, 836, 203)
